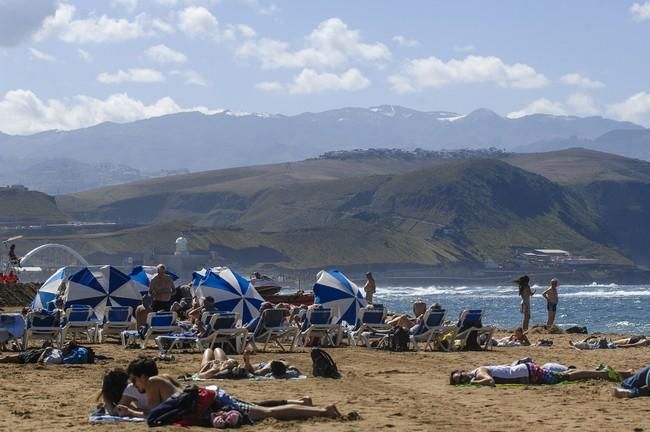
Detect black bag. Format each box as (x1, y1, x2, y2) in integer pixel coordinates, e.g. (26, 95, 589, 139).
(311, 348, 340, 379)
(389, 327, 410, 352)
(147, 385, 201, 427)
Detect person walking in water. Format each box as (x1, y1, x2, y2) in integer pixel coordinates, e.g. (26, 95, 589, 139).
(542, 278, 559, 329)
(514, 275, 535, 331)
(363, 272, 376, 304)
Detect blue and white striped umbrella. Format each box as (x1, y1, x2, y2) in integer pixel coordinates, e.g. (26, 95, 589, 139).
(66, 265, 142, 321)
(128, 265, 179, 295)
(313, 269, 367, 325)
(32, 267, 70, 310)
(195, 267, 263, 324)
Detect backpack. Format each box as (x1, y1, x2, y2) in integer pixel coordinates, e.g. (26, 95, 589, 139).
(311, 348, 340, 379)
(389, 327, 410, 352)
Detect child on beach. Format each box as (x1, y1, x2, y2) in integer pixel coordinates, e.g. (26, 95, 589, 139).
(542, 278, 559, 329)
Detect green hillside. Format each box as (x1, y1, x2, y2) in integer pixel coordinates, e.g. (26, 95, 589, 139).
(0, 188, 69, 224)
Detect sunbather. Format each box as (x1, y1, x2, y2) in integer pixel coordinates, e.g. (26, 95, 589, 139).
(0, 341, 93, 364)
(195, 348, 300, 379)
(118, 356, 340, 423)
(493, 327, 531, 346)
(99, 368, 149, 416)
(613, 364, 650, 398)
(450, 361, 631, 386)
(570, 335, 650, 350)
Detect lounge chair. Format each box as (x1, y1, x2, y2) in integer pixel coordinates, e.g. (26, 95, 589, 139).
(141, 311, 180, 348)
(248, 308, 298, 352)
(208, 312, 249, 353)
(298, 307, 341, 347)
(449, 309, 495, 351)
(99, 306, 134, 343)
(61, 305, 98, 343)
(24, 311, 63, 348)
(410, 309, 448, 351)
(348, 307, 389, 346)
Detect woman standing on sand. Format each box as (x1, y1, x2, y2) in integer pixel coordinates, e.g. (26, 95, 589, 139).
(514, 275, 534, 331)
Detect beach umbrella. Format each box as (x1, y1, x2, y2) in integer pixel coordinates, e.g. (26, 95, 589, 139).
(313, 269, 367, 325)
(31, 267, 69, 310)
(128, 265, 179, 296)
(65, 265, 142, 321)
(195, 267, 263, 324)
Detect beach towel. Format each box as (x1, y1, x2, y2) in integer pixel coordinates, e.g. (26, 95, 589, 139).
(88, 407, 145, 423)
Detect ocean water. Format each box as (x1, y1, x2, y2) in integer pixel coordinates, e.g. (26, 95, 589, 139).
(373, 283, 650, 334)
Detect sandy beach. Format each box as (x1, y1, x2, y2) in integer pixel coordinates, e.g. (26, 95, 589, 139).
(1, 325, 650, 432)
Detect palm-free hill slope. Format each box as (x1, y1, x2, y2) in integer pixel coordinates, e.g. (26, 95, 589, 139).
(0, 189, 69, 224)
(53, 149, 650, 268)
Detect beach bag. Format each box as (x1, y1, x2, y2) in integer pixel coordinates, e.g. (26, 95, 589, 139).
(311, 348, 340, 379)
(389, 327, 410, 352)
(147, 385, 202, 427)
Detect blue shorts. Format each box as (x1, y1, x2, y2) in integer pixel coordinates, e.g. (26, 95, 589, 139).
(216, 387, 253, 415)
(547, 302, 557, 312)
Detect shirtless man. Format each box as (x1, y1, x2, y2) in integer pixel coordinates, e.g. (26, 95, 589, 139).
(121, 357, 341, 421)
(450, 362, 631, 387)
(362, 272, 376, 304)
(149, 264, 175, 312)
(542, 278, 559, 329)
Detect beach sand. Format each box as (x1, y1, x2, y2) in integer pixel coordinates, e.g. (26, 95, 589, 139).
(1, 330, 650, 432)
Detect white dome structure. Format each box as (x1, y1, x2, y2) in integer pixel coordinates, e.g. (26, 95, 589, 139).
(175, 235, 189, 256)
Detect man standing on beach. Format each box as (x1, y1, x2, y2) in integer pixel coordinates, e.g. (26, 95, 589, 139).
(542, 278, 559, 329)
(149, 264, 175, 312)
(362, 272, 376, 304)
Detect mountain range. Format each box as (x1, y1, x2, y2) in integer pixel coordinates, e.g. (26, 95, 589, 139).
(1, 106, 647, 195)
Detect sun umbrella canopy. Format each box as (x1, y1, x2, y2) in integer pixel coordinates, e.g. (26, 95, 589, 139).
(128, 265, 179, 295)
(66, 265, 142, 321)
(32, 266, 70, 310)
(195, 267, 263, 324)
(313, 269, 367, 325)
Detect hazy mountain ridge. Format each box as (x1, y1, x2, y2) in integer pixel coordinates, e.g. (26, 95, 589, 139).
(0, 106, 643, 177)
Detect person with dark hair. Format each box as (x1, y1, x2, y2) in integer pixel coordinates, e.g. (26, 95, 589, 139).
(121, 356, 340, 423)
(99, 368, 149, 416)
(8, 244, 20, 266)
(195, 348, 300, 379)
(513, 275, 534, 331)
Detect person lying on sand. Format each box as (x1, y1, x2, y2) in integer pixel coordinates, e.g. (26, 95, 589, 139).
(108, 356, 340, 423)
(99, 368, 150, 416)
(195, 348, 301, 379)
(613, 364, 650, 398)
(0, 340, 92, 364)
(570, 335, 650, 350)
(450, 361, 632, 387)
(490, 327, 531, 347)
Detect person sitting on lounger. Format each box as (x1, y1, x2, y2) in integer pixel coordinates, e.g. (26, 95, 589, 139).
(450, 361, 631, 387)
(569, 335, 650, 350)
(116, 356, 341, 423)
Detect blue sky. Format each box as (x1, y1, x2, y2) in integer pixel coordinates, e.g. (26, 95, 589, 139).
(1, 0, 650, 134)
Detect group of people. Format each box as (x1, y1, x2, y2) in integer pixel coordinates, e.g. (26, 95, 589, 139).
(0, 270, 18, 285)
(514, 275, 559, 331)
(99, 356, 340, 426)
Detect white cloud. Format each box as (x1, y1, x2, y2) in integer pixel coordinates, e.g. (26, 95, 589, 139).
(566, 92, 599, 116)
(29, 47, 55, 62)
(97, 68, 165, 84)
(560, 73, 605, 89)
(0, 0, 57, 47)
(287, 68, 370, 95)
(178, 6, 219, 38)
(145, 44, 187, 63)
(237, 17, 391, 70)
(256, 81, 283, 92)
(631, 2, 650, 21)
(392, 35, 419, 48)
(36, 3, 170, 43)
(170, 69, 207, 86)
(507, 98, 567, 119)
(77, 48, 92, 62)
(0, 89, 218, 135)
(389, 55, 548, 93)
(111, 0, 138, 13)
(241, 0, 279, 15)
(607, 91, 650, 126)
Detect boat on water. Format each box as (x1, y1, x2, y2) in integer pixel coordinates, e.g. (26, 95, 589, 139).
(249, 272, 314, 305)
(249, 273, 283, 297)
